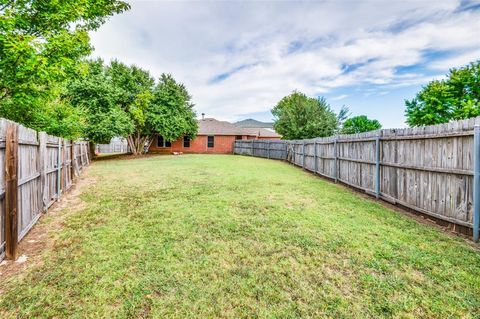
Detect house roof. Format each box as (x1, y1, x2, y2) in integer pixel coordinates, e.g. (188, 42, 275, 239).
(241, 127, 281, 138)
(198, 118, 281, 138)
(198, 118, 247, 136)
(234, 118, 274, 129)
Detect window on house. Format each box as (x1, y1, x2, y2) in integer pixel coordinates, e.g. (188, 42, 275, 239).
(183, 136, 190, 148)
(157, 136, 171, 148)
(236, 135, 243, 140)
(207, 136, 214, 148)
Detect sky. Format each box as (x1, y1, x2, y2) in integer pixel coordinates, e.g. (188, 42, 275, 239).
(90, 0, 480, 128)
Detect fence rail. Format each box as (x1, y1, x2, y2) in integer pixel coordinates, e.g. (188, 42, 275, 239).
(234, 117, 480, 241)
(0, 118, 90, 261)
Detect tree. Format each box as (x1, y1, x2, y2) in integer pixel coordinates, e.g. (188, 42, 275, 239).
(341, 115, 381, 134)
(405, 60, 480, 126)
(146, 74, 198, 148)
(271, 91, 344, 139)
(67, 61, 198, 156)
(65, 60, 134, 149)
(105, 60, 156, 155)
(0, 0, 129, 136)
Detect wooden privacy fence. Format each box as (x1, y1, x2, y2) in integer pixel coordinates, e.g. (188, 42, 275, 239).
(0, 118, 90, 261)
(95, 137, 129, 154)
(234, 117, 480, 241)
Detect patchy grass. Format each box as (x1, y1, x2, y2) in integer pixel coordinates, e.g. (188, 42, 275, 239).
(1, 154, 479, 318)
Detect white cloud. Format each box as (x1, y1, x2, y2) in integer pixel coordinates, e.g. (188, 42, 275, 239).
(331, 94, 348, 101)
(89, 0, 480, 124)
(430, 49, 480, 70)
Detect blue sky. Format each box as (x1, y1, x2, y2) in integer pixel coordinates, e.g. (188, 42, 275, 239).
(90, 0, 480, 128)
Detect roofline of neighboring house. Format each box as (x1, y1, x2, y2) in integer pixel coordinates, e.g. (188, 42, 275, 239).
(196, 132, 279, 137)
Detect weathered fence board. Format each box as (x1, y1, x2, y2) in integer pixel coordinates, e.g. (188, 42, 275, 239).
(95, 137, 129, 154)
(234, 117, 480, 240)
(0, 118, 90, 261)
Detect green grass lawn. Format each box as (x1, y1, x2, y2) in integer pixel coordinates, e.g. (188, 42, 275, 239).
(1, 154, 480, 318)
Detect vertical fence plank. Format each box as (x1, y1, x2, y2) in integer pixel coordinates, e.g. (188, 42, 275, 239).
(314, 141, 317, 174)
(333, 138, 338, 183)
(474, 125, 480, 242)
(4, 122, 18, 260)
(70, 141, 75, 180)
(302, 141, 305, 169)
(57, 139, 62, 200)
(267, 141, 270, 159)
(38, 132, 47, 212)
(375, 134, 381, 199)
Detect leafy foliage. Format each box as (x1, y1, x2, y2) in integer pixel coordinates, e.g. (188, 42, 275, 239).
(405, 61, 480, 126)
(271, 91, 343, 139)
(341, 115, 382, 134)
(66, 60, 197, 155)
(65, 60, 134, 144)
(148, 74, 198, 141)
(0, 0, 129, 137)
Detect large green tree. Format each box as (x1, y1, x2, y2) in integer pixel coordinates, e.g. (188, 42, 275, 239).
(67, 61, 198, 155)
(405, 60, 480, 126)
(271, 91, 345, 139)
(341, 115, 381, 134)
(65, 60, 134, 147)
(106, 60, 157, 155)
(147, 74, 198, 147)
(0, 0, 129, 137)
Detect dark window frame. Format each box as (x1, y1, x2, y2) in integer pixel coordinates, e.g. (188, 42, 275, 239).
(157, 135, 171, 148)
(235, 135, 243, 140)
(183, 136, 190, 148)
(207, 135, 215, 148)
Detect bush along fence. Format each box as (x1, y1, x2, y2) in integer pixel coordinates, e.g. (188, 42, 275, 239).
(234, 117, 480, 242)
(0, 119, 90, 262)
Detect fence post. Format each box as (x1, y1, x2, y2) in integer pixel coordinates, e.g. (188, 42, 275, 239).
(375, 134, 381, 199)
(267, 141, 270, 159)
(57, 139, 62, 200)
(333, 138, 338, 182)
(62, 139, 67, 192)
(79, 143, 84, 168)
(314, 140, 317, 174)
(251, 140, 254, 156)
(85, 142, 90, 165)
(70, 140, 74, 180)
(302, 141, 306, 169)
(38, 132, 47, 212)
(474, 125, 480, 242)
(4, 122, 18, 260)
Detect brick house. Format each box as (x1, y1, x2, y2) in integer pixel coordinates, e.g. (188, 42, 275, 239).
(148, 118, 281, 154)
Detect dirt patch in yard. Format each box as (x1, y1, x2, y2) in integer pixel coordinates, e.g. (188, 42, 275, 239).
(0, 169, 95, 286)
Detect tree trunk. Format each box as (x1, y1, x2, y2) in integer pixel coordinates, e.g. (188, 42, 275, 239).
(127, 133, 149, 156)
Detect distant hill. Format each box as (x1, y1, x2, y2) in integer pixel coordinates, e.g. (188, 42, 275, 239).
(234, 118, 274, 129)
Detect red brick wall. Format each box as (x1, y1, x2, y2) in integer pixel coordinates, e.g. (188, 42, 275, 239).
(149, 135, 243, 154)
(148, 134, 281, 154)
